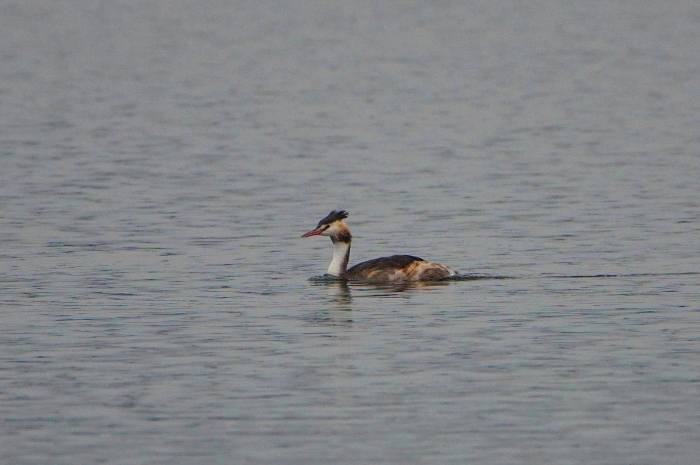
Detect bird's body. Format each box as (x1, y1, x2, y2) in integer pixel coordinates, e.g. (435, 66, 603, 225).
(301, 210, 457, 282)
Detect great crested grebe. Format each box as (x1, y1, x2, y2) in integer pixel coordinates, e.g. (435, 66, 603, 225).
(301, 210, 458, 282)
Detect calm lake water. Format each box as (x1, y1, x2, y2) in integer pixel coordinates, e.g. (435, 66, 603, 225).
(1, 1, 699, 464)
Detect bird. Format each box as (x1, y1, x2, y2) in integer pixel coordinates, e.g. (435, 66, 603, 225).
(301, 210, 458, 282)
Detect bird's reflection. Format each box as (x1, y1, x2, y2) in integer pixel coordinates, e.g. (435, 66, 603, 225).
(306, 276, 459, 324)
(305, 273, 498, 326)
(309, 279, 353, 321)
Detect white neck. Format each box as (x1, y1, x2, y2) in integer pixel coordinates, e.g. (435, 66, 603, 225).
(327, 240, 350, 277)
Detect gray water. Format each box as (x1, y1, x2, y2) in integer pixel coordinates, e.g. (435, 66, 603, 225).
(2, 1, 700, 464)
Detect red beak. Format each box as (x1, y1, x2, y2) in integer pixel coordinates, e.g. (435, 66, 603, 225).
(301, 228, 323, 238)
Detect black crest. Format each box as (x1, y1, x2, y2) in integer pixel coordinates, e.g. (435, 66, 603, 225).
(318, 209, 348, 227)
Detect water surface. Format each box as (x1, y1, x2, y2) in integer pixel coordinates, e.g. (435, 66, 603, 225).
(1, 1, 699, 464)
